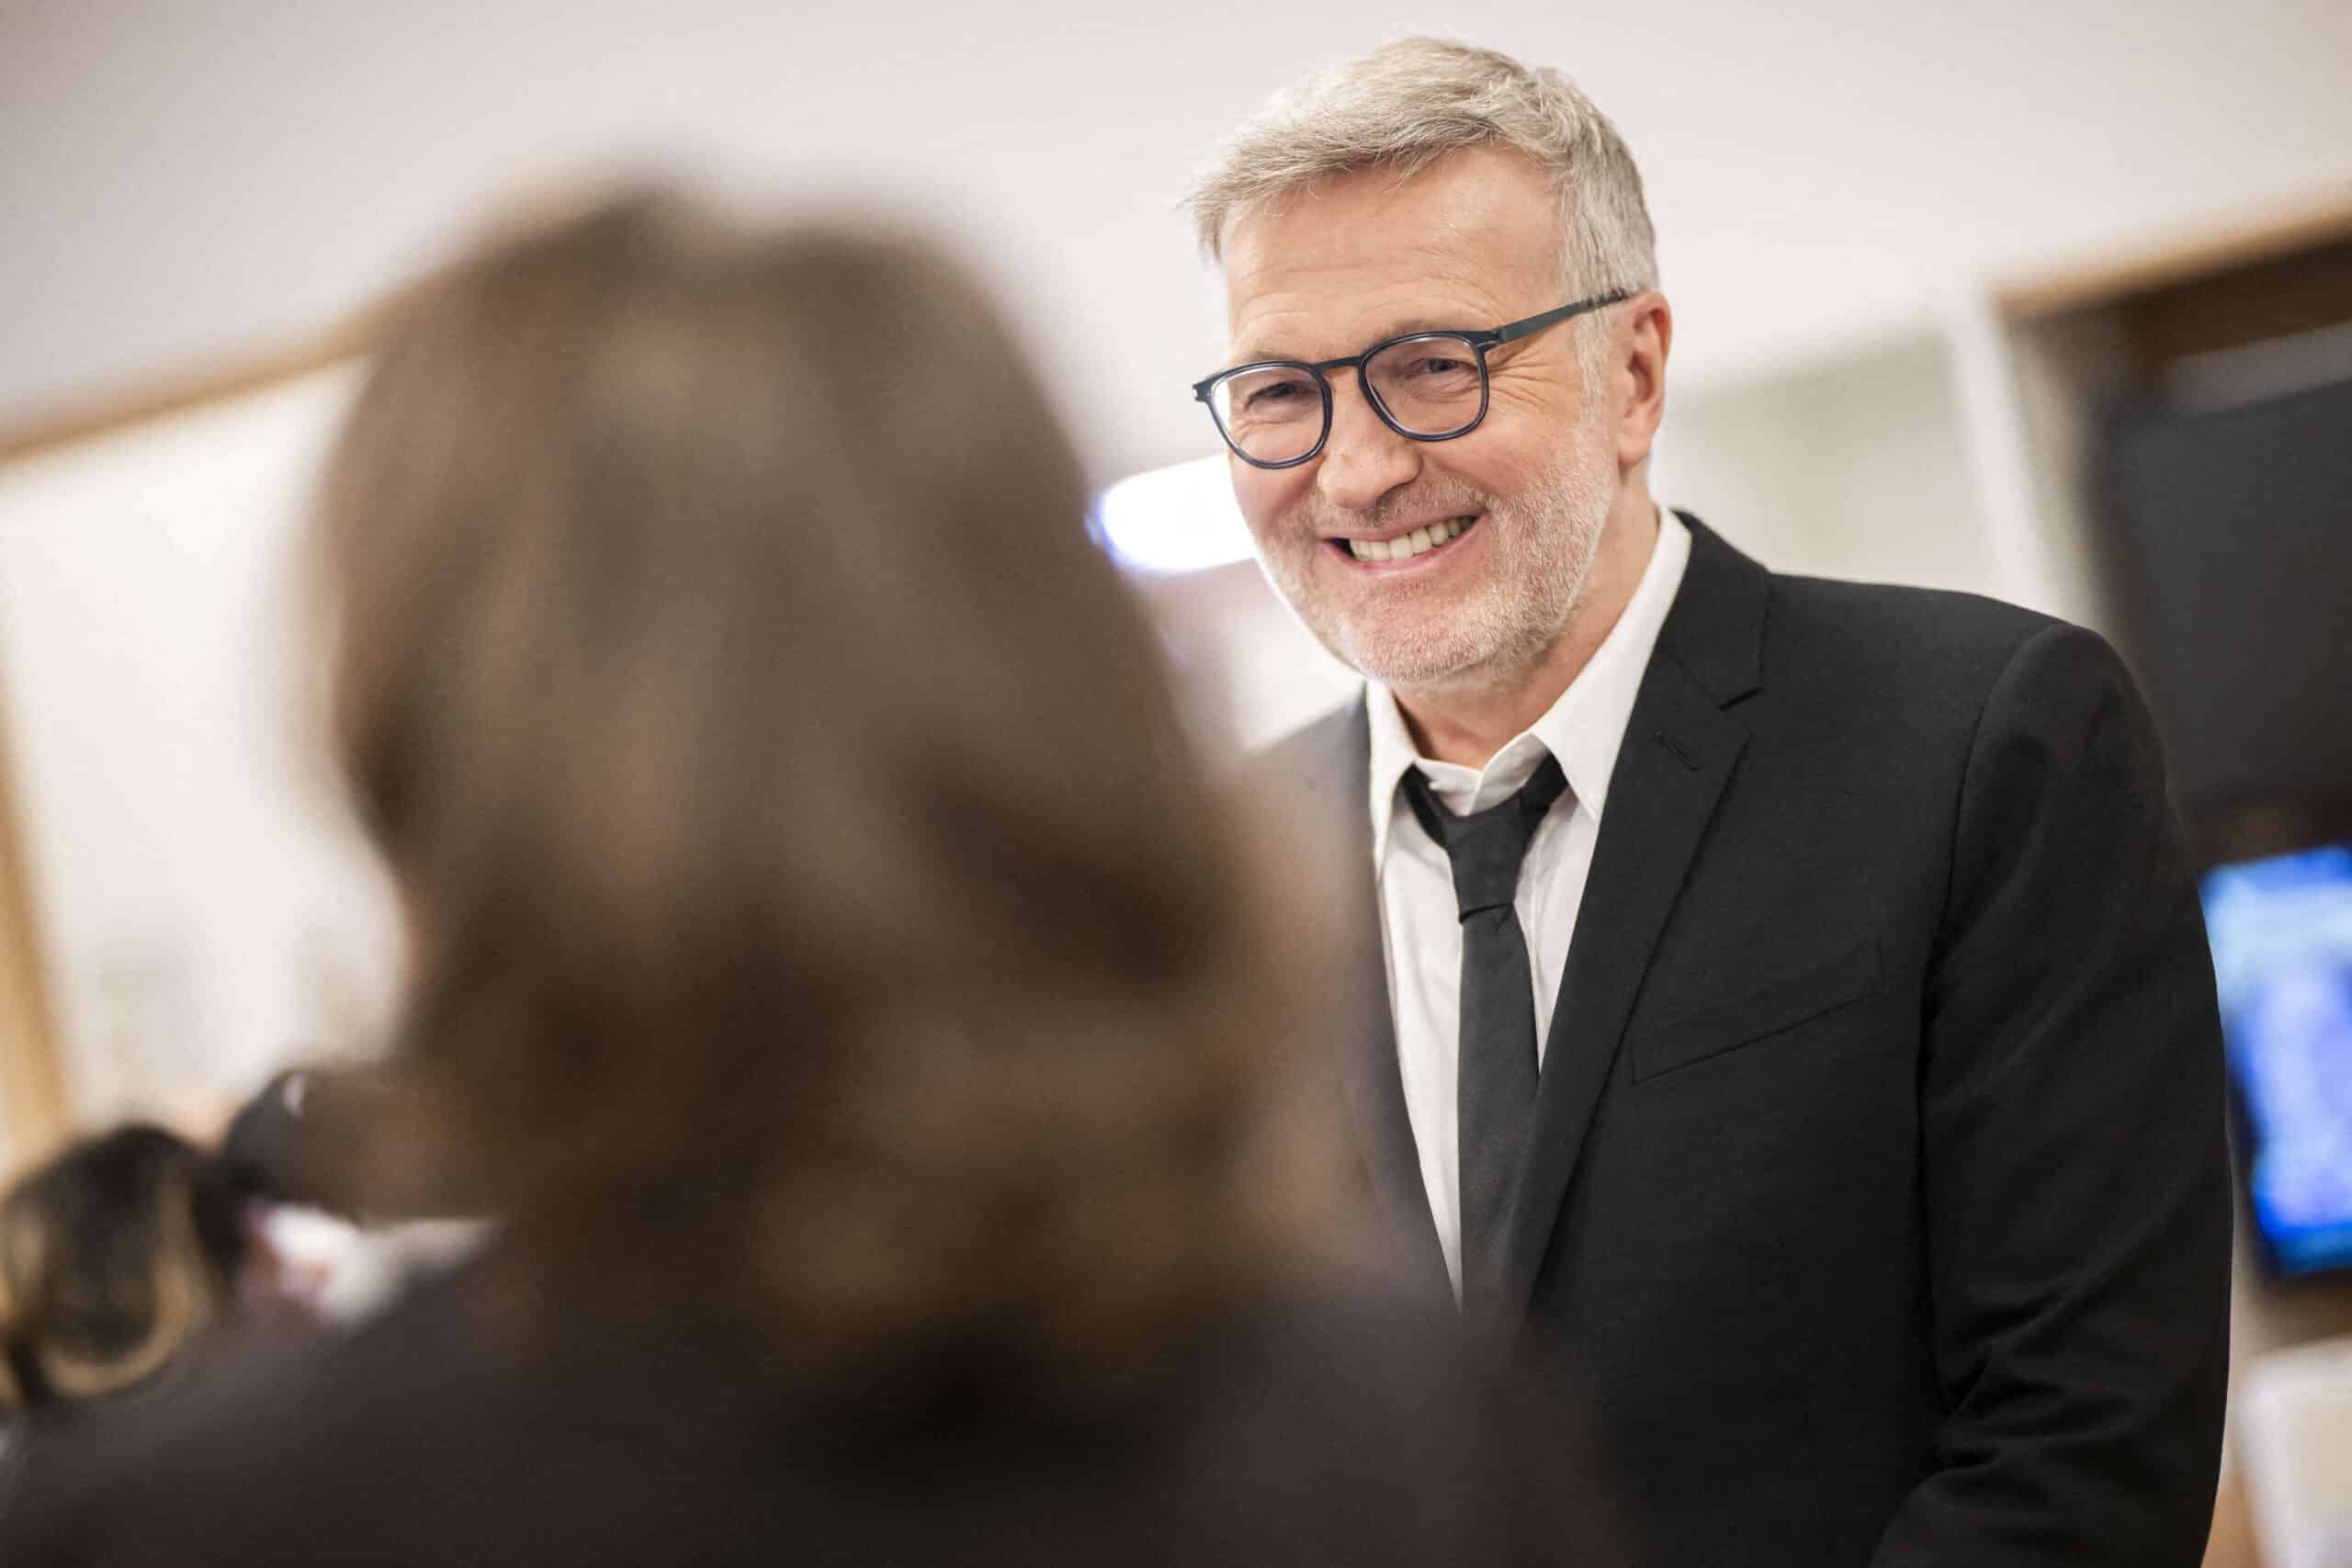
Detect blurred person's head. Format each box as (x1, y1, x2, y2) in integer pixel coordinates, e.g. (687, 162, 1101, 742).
(1184, 39, 1670, 710)
(0, 1125, 247, 1413)
(315, 189, 1335, 1384)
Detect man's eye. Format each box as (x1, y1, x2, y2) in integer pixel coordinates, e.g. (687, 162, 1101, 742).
(1244, 380, 1313, 410)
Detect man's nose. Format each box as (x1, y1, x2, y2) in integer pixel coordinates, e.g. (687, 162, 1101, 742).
(1314, 371, 1421, 513)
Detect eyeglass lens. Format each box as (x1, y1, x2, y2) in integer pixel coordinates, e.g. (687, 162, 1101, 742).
(1210, 334, 1485, 464)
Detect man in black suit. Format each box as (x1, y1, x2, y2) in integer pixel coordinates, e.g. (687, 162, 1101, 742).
(1183, 37, 2232, 1568)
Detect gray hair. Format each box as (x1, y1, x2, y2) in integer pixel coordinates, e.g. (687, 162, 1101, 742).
(1184, 39, 1657, 370)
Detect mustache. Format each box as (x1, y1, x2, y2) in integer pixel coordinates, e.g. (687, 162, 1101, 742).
(1290, 483, 1500, 536)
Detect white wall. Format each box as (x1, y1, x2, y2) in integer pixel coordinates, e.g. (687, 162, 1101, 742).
(1662, 334, 1992, 597)
(6, 1, 2351, 483)
(0, 367, 399, 1124)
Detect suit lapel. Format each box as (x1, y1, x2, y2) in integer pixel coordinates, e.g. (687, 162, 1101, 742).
(1494, 515, 1769, 1319)
(1271, 696, 1450, 1293)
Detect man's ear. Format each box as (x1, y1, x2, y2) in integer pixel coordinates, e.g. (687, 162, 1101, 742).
(1613, 291, 1672, 471)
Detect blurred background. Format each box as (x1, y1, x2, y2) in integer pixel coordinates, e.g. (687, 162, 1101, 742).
(1, 2, 2347, 1561)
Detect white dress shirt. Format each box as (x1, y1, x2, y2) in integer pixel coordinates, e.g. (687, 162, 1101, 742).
(1366, 509, 1691, 1292)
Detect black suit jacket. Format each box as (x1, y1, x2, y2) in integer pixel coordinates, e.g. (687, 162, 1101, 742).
(1268, 515, 2232, 1568)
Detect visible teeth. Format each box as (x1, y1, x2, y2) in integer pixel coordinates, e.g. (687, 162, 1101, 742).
(1348, 519, 1474, 562)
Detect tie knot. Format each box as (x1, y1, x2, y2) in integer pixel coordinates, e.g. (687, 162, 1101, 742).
(1400, 753, 1568, 919)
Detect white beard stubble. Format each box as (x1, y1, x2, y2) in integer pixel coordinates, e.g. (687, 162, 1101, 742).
(1256, 437, 1613, 697)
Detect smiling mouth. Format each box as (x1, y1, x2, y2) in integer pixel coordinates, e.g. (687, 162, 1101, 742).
(1329, 515, 1478, 564)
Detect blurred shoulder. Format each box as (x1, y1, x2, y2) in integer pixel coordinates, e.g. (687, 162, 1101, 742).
(0, 1261, 611, 1566)
(0, 1272, 1630, 1568)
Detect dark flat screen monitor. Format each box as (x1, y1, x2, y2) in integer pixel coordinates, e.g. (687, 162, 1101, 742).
(2105, 372, 2352, 823)
(2203, 841, 2352, 1279)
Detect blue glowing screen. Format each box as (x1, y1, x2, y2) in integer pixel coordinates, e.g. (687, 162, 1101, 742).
(2203, 842, 2352, 1278)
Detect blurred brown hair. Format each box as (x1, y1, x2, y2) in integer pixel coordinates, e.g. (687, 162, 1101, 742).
(316, 189, 1333, 1378)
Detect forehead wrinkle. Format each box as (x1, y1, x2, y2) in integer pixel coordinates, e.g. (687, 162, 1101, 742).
(1222, 160, 1557, 366)
(1227, 245, 1519, 357)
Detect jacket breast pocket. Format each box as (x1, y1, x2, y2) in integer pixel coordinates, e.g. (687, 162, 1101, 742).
(1630, 938, 1885, 1083)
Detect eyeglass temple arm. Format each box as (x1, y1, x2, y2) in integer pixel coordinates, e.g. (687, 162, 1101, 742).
(1488, 288, 1635, 345)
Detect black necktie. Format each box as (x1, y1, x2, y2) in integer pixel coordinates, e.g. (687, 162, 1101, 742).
(1399, 753, 1569, 1314)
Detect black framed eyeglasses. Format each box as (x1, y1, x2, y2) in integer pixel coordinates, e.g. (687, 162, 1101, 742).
(1191, 290, 1632, 469)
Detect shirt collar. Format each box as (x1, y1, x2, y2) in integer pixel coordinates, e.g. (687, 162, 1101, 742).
(1368, 507, 1693, 862)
